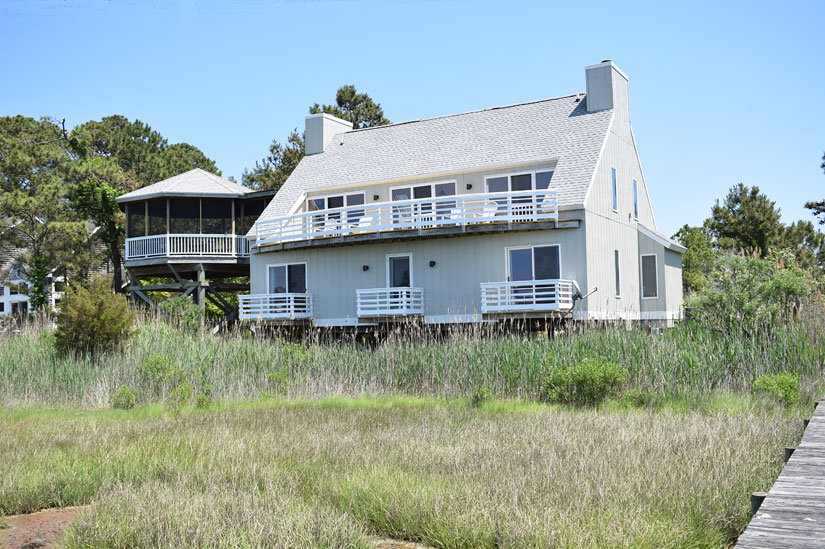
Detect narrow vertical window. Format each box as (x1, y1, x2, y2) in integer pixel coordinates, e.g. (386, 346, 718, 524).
(614, 250, 621, 298)
(641, 254, 658, 298)
(611, 168, 618, 212)
(632, 180, 638, 219)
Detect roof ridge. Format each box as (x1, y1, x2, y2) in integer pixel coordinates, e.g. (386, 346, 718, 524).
(345, 93, 586, 135)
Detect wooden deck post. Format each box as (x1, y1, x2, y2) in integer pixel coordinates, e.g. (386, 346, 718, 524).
(196, 263, 206, 310)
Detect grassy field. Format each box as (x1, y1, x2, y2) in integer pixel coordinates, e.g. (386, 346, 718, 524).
(1, 316, 820, 547)
(0, 399, 801, 548)
(1, 315, 824, 408)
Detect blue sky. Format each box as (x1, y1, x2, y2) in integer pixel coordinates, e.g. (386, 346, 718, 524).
(1, 0, 823, 237)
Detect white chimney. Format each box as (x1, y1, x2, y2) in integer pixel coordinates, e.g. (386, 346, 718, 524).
(304, 113, 353, 155)
(585, 60, 629, 116)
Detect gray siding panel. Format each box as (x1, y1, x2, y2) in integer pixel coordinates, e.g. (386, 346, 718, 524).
(250, 224, 588, 323)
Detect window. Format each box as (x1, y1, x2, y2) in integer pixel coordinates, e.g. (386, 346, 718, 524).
(387, 254, 412, 288)
(391, 182, 456, 222)
(169, 198, 200, 234)
(632, 180, 639, 219)
(240, 198, 267, 234)
(485, 171, 554, 193)
(611, 168, 618, 212)
(641, 254, 658, 299)
(614, 250, 621, 298)
(307, 192, 366, 228)
(268, 263, 307, 294)
(507, 245, 561, 281)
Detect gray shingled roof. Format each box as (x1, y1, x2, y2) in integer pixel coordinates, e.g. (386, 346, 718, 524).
(250, 94, 613, 235)
(117, 168, 251, 204)
(0, 244, 24, 283)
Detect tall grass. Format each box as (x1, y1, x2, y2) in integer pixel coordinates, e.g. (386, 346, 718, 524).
(2, 311, 825, 408)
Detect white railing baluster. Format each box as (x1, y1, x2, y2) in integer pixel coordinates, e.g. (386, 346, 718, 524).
(238, 293, 313, 320)
(355, 287, 424, 317)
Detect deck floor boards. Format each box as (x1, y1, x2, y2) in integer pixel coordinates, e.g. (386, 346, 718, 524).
(736, 397, 825, 548)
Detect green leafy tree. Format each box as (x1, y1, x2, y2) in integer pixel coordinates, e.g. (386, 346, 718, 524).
(0, 116, 86, 310)
(707, 183, 783, 256)
(243, 85, 390, 191)
(309, 85, 390, 129)
(242, 129, 305, 191)
(688, 252, 812, 333)
(673, 224, 715, 294)
(804, 152, 825, 224)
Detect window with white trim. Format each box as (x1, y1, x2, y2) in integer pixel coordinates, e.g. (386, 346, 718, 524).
(641, 254, 658, 299)
(268, 263, 307, 294)
(507, 245, 561, 282)
(632, 179, 639, 219)
(614, 250, 621, 298)
(307, 192, 366, 226)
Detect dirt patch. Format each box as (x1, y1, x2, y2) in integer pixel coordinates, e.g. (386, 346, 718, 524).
(369, 536, 432, 549)
(0, 506, 89, 549)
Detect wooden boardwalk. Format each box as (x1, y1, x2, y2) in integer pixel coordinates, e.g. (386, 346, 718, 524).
(736, 397, 825, 548)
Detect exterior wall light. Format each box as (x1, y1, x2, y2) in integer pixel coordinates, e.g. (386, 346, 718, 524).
(466, 184, 472, 190)
(429, 260, 437, 267)
(373, 194, 380, 201)
(362, 265, 369, 271)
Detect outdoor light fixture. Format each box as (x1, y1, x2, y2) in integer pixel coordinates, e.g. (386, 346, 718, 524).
(373, 194, 380, 201)
(362, 265, 369, 271)
(429, 260, 437, 267)
(466, 184, 472, 190)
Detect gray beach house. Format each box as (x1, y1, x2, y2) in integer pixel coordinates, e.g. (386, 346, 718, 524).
(238, 61, 684, 327)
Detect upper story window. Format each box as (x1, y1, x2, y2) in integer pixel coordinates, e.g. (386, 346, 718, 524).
(641, 254, 658, 299)
(611, 168, 618, 212)
(632, 179, 639, 219)
(485, 171, 554, 193)
(307, 192, 366, 225)
(391, 182, 456, 220)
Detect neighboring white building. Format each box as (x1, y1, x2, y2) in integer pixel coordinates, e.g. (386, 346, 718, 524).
(0, 246, 30, 316)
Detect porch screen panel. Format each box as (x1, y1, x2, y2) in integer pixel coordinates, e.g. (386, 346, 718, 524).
(202, 199, 232, 234)
(169, 199, 200, 234)
(534, 246, 560, 279)
(241, 199, 266, 234)
(126, 203, 146, 237)
(641, 255, 658, 298)
(147, 200, 166, 235)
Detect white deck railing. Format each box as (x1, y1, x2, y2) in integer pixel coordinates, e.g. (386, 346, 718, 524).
(125, 234, 250, 260)
(238, 293, 313, 320)
(480, 279, 576, 313)
(356, 287, 425, 317)
(255, 189, 558, 247)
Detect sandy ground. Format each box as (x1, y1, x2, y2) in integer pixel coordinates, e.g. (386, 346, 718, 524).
(0, 506, 429, 549)
(0, 506, 88, 549)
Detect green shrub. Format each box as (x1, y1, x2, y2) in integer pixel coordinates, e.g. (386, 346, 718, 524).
(195, 394, 213, 409)
(138, 355, 184, 387)
(469, 386, 492, 408)
(753, 372, 799, 405)
(544, 359, 628, 406)
(159, 296, 202, 334)
(169, 381, 194, 409)
(112, 385, 136, 409)
(266, 366, 289, 396)
(54, 275, 137, 354)
(623, 388, 656, 408)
